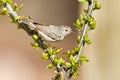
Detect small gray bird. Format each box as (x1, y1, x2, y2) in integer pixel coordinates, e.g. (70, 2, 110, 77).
(21, 19, 72, 41)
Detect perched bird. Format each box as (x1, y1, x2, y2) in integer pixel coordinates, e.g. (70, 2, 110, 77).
(21, 18, 72, 41)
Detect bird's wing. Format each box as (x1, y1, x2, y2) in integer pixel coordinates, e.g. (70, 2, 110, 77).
(34, 24, 64, 40)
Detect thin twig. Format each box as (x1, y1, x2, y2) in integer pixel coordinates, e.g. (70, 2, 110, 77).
(64, 0, 94, 79)
(75, 0, 94, 61)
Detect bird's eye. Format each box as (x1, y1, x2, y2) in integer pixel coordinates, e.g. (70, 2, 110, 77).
(65, 30, 68, 32)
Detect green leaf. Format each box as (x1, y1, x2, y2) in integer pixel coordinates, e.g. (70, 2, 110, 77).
(76, 19, 81, 26)
(13, 16, 23, 22)
(73, 70, 79, 78)
(54, 70, 58, 74)
(27, 16, 32, 19)
(56, 48, 61, 53)
(67, 50, 71, 56)
(52, 48, 62, 55)
(83, 34, 91, 44)
(73, 19, 83, 29)
(0, 0, 7, 4)
(47, 64, 53, 69)
(94, 0, 101, 10)
(7, 0, 12, 3)
(13, 3, 23, 11)
(53, 57, 59, 65)
(42, 52, 49, 60)
(70, 55, 74, 62)
(1, 7, 8, 15)
(70, 55, 77, 66)
(78, 0, 88, 3)
(0, 0, 13, 4)
(67, 50, 71, 54)
(58, 58, 65, 64)
(75, 46, 80, 52)
(31, 42, 39, 49)
(80, 55, 89, 62)
(84, 9, 88, 13)
(13, 3, 18, 11)
(65, 62, 72, 68)
(19, 4, 24, 9)
(89, 20, 96, 29)
(87, 15, 94, 22)
(32, 34, 39, 40)
(47, 48, 53, 55)
(71, 49, 75, 55)
(81, 14, 87, 20)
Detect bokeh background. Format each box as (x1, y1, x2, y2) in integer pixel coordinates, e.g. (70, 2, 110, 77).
(0, 0, 119, 80)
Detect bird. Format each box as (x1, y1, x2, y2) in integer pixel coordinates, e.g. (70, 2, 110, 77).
(21, 18, 72, 41)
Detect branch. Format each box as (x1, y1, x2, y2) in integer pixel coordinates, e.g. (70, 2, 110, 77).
(64, 0, 95, 79)
(2, 2, 63, 80)
(75, 0, 94, 61)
